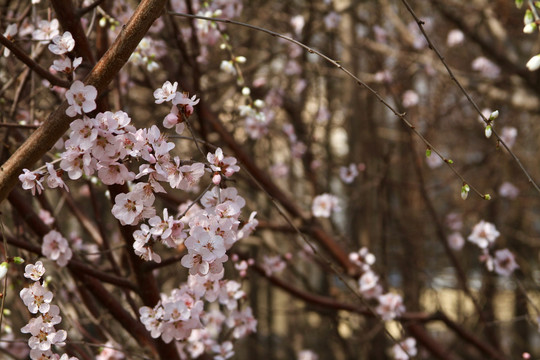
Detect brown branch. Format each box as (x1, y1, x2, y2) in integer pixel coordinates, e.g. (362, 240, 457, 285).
(0, 0, 167, 204)
(7, 188, 161, 357)
(438, 312, 508, 360)
(252, 259, 506, 360)
(0, 34, 71, 89)
(7, 190, 137, 291)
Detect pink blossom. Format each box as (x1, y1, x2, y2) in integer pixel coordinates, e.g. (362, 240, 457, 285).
(262, 255, 286, 276)
(42, 230, 72, 267)
(298, 350, 318, 360)
(182, 252, 210, 276)
(426, 153, 443, 168)
(359, 271, 379, 294)
(499, 182, 519, 199)
(376, 293, 405, 320)
(172, 92, 201, 117)
(97, 161, 135, 185)
(445, 212, 463, 231)
(19, 168, 44, 195)
(349, 247, 376, 272)
(3, 24, 17, 57)
(32, 19, 59, 43)
(60, 143, 96, 179)
(48, 31, 75, 54)
(207, 148, 240, 185)
(38, 209, 55, 225)
(163, 105, 185, 134)
(392, 337, 417, 360)
(24, 261, 46, 282)
(96, 341, 125, 360)
(468, 220, 500, 249)
(45, 163, 68, 191)
(133, 224, 162, 263)
(65, 81, 97, 117)
(324, 12, 341, 30)
(212, 341, 234, 360)
(472, 56, 500, 79)
(447, 232, 464, 251)
(218, 280, 245, 310)
(290, 15, 305, 36)
(500, 126, 518, 149)
(153, 81, 178, 104)
(20, 282, 53, 314)
(446, 29, 464, 47)
(228, 307, 257, 339)
(23, 317, 67, 351)
(52, 57, 82, 74)
(111, 192, 146, 226)
(312, 193, 340, 218)
(339, 163, 359, 184)
(493, 248, 519, 276)
(402, 90, 419, 108)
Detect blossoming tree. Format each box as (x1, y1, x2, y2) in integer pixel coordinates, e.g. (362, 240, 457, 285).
(0, 0, 539, 359)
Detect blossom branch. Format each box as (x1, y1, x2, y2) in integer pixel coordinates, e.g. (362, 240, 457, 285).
(0, 33, 70, 88)
(7, 189, 162, 357)
(401, 0, 540, 195)
(169, 11, 489, 200)
(0, 0, 168, 205)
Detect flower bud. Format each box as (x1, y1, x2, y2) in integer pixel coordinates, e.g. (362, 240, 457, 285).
(485, 125, 492, 138)
(526, 54, 540, 71)
(461, 184, 470, 200)
(0, 262, 8, 280)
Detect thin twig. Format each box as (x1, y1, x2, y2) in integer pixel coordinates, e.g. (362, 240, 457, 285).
(168, 11, 489, 200)
(0, 34, 71, 88)
(400, 0, 540, 195)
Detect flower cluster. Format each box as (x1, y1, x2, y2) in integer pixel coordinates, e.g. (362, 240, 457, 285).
(391, 337, 417, 360)
(139, 273, 257, 355)
(155, 81, 200, 134)
(207, 148, 240, 185)
(467, 220, 519, 276)
(348, 247, 405, 320)
(128, 36, 167, 71)
(137, 186, 257, 356)
(20, 261, 77, 360)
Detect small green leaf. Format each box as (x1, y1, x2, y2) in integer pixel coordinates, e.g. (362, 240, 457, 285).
(426, 148, 432, 157)
(516, 0, 523, 8)
(484, 194, 491, 200)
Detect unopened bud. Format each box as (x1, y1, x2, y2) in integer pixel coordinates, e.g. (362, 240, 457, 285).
(0, 262, 8, 280)
(485, 125, 492, 138)
(461, 184, 470, 200)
